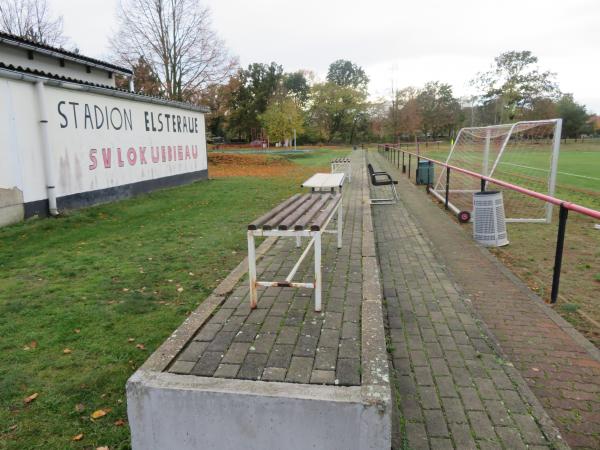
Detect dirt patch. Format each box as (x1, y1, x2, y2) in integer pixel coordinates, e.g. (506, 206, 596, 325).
(207, 152, 329, 180)
(208, 152, 297, 178)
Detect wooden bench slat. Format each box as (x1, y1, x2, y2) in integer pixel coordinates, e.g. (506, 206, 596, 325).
(248, 193, 302, 230)
(262, 194, 311, 230)
(293, 194, 332, 230)
(309, 193, 342, 231)
(278, 194, 321, 230)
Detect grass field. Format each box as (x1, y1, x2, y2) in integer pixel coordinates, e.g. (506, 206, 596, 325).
(390, 140, 600, 346)
(0, 148, 346, 449)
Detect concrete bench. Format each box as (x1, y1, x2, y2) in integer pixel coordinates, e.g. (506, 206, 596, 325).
(247, 192, 342, 312)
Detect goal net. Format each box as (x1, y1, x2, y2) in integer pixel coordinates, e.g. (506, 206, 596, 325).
(431, 119, 562, 223)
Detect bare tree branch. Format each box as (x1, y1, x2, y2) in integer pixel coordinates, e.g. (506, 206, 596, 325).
(0, 0, 67, 46)
(111, 0, 238, 101)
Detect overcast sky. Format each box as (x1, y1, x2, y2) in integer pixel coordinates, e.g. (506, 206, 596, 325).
(51, 0, 600, 113)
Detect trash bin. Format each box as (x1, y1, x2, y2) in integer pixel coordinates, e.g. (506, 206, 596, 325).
(416, 161, 434, 185)
(472, 191, 509, 247)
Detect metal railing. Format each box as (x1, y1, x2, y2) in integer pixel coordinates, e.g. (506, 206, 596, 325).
(376, 144, 600, 304)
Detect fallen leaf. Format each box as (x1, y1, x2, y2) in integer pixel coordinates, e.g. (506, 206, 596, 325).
(188, 272, 194, 276)
(75, 403, 85, 412)
(128, 338, 135, 342)
(96, 447, 109, 450)
(63, 348, 72, 354)
(122, 288, 129, 292)
(30, 340, 38, 349)
(72, 433, 84, 441)
(74, 328, 81, 334)
(24, 393, 38, 404)
(9, 424, 17, 431)
(532, 367, 540, 372)
(177, 287, 184, 292)
(114, 418, 125, 426)
(136, 343, 145, 350)
(91, 409, 108, 419)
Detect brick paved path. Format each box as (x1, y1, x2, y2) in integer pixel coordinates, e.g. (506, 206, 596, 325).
(372, 150, 600, 449)
(369, 156, 565, 449)
(168, 154, 364, 386)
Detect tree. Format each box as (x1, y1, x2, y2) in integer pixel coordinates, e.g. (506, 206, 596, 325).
(111, 0, 237, 101)
(115, 56, 162, 96)
(417, 82, 461, 137)
(259, 98, 304, 144)
(472, 51, 560, 122)
(227, 62, 284, 139)
(326, 59, 369, 91)
(0, 0, 67, 46)
(199, 76, 240, 140)
(283, 71, 310, 106)
(308, 82, 368, 143)
(556, 94, 590, 138)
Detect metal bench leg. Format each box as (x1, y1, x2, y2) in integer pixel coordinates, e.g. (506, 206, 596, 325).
(296, 235, 301, 248)
(247, 231, 258, 309)
(314, 232, 322, 312)
(337, 202, 343, 249)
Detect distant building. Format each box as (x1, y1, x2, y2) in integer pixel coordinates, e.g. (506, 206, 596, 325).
(588, 114, 600, 134)
(0, 32, 209, 227)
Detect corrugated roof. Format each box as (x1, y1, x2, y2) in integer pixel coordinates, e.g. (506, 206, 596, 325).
(0, 61, 209, 113)
(0, 31, 133, 75)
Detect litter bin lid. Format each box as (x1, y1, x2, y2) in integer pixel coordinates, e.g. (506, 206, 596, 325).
(474, 190, 500, 196)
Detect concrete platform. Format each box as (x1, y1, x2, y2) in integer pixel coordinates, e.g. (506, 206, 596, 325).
(126, 153, 392, 450)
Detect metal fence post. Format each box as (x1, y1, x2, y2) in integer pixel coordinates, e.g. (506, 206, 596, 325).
(402, 152, 406, 173)
(480, 178, 486, 192)
(550, 204, 569, 303)
(408, 154, 411, 179)
(445, 167, 450, 210)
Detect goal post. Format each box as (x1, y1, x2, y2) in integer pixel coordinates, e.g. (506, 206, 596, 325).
(431, 119, 562, 223)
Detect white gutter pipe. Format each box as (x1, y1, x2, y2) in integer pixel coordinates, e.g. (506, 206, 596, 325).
(35, 81, 58, 216)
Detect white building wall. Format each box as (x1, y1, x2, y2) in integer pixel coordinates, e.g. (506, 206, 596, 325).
(0, 45, 117, 87)
(0, 75, 207, 223)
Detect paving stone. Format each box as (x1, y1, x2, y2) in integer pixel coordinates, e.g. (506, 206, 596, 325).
(250, 333, 276, 354)
(338, 338, 359, 359)
(418, 386, 441, 410)
(276, 326, 299, 345)
(314, 347, 337, 371)
(260, 316, 282, 334)
(193, 323, 222, 341)
(424, 409, 449, 437)
(191, 351, 223, 376)
(221, 342, 251, 365)
(336, 358, 360, 385)
(310, 370, 335, 384)
(448, 422, 477, 450)
(512, 413, 547, 445)
(168, 360, 195, 374)
(206, 331, 236, 352)
(496, 426, 527, 450)
(262, 367, 286, 382)
(211, 308, 235, 323)
(267, 344, 294, 368)
(467, 410, 496, 440)
(286, 356, 313, 383)
(238, 353, 268, 380)
(441, 396, 467, 423)
(318, 328, 340, 348)
(293, 335, 318, 357)
(405, 422, 429, 450)
(234, 323, 260, 343)
(221, 315, 245, 332)
(214, 364, 240, 379)
(177, 341, 208, 362)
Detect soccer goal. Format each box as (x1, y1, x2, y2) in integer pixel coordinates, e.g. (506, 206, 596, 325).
(431, 119, 562, 223)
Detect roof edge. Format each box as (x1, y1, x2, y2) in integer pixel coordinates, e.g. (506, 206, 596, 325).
(0, 62, 210, 113)
(0, 31, 133, 75)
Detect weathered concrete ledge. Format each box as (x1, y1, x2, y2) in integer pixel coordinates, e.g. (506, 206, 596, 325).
(126, 152, 391, 449)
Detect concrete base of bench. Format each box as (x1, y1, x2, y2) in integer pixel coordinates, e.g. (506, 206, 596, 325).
(128, 371, 389, 450)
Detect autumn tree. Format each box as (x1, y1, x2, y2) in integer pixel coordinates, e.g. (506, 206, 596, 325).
(417, 82, 461, 137)
(0, 0, 67, 46)
(115, 56, 162, 96)
(111, 0, 237, 101)
(471, 51, 560, 122)
(259, 98, 304, 144)
(308, 82, 368, 143)
(227, 62, 284, 140)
